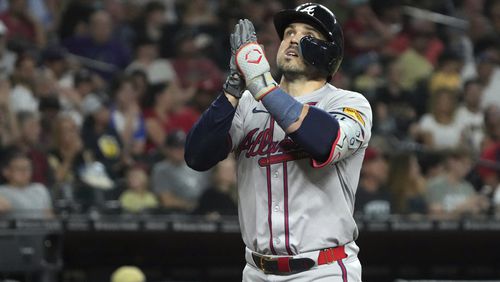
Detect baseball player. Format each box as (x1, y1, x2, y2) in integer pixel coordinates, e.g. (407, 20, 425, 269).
(185, 3, 372, 281)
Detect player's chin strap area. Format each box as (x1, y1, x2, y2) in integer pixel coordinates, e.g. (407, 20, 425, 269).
(246, 245, 347, 275)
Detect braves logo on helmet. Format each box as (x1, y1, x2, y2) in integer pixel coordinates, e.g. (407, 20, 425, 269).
(245, 48, 263, 64)
(298, 4, 317, 16)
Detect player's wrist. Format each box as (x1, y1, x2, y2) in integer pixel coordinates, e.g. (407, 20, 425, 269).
(246, 71, 278, 100)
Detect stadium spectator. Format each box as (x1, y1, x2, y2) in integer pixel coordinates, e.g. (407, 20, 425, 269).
(0, 0, 46, 49)
(426, 149, 489, 218)
(355, 147, 391, 218)
(372, 59, 417, 139)
(343, 2, 394, 60)
(171, 29, 224, 91)
(109, 76, 146, 161)
(15, 110, 53, 186)
(80, 94, 124, 178)
(63, 10, 131, 81)
(126, 37, 177, 84)
(455, 79, 485, 153)
(428, 51, 463, 95)
(388, 152, 428, 215)
(395, 27, 435, 91)
(9, 53, 38, 113)
(478, 105, 500, 188)
(0, 150, 53, 218)
(195, 156, 238, 218)
(151, 130, 210, 213)
(119, 165, 158, 214)
(47, 114, 85, 200)
(416, 88, 465, 149)
(143, 82, 198, 155)
(476, 50, 500, 109)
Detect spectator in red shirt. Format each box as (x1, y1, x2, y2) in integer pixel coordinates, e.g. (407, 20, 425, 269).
(0, 0, 46, 49)
(143, 82, 199, 155)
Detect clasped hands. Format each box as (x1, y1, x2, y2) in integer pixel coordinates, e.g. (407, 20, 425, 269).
(223, 19, 277, 100)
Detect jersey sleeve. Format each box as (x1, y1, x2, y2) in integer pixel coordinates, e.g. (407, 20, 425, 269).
(312, 91, 373, 168)
(229, 91, 252, 151)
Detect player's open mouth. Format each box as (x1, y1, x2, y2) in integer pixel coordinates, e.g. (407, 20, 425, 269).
(285, 49, 299, 57)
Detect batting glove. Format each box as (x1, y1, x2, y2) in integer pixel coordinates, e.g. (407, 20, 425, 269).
(223, 21, 249, 98)
(233, 19, 278, 100)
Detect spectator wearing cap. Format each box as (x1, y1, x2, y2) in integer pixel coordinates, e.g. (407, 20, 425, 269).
(0, 20, 16, 76)
(150, 130, 210, 213)
(62, 10, 131, 81)
(354, 147, 391, 218)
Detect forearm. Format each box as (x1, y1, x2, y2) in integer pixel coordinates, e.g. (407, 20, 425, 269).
(185, 93, 236, 171)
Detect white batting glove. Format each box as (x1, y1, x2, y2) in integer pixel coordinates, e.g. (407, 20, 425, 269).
(233, 19, 278, 100)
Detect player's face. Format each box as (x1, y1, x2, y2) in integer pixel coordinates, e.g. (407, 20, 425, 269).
(277, 23, 325, 76)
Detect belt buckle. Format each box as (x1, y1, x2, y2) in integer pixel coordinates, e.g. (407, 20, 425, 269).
(258, 255, 275, 274)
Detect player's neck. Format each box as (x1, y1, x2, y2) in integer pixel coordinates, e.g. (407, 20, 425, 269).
(279, 77, 326, 97)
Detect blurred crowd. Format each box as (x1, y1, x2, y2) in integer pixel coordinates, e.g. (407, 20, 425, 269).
(0, 0, 498, 221)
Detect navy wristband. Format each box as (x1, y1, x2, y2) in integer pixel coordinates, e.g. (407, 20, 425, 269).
(262, 88, 303, 130)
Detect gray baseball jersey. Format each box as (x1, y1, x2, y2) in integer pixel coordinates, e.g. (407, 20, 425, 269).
(229, 83, 372, 255)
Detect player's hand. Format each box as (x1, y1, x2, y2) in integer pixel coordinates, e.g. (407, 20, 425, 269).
(222, 20, 250, 98)
(233, 19, 277, 100)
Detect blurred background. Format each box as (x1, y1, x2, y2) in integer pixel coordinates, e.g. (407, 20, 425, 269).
(0, 0, 498, 281)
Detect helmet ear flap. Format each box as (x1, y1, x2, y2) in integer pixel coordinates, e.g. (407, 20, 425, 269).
(299, 36, 342, 76)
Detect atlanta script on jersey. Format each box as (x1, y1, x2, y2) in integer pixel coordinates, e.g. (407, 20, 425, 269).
(229, 83, 372, 256)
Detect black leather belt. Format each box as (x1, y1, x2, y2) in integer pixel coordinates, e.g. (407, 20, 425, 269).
(251, 253, 315, 275)
(251, 246, 347, 275)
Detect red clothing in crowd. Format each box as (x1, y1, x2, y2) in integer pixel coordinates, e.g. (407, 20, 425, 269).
(143, 107, 199, 153)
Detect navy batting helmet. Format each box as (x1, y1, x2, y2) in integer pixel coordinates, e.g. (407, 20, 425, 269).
(273, 3, 344, 77)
